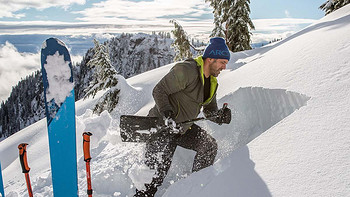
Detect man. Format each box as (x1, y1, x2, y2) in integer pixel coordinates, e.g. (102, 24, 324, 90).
(135, 37, 232, 197)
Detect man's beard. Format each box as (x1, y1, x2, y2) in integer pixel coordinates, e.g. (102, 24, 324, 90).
(209, 61, 221, 77)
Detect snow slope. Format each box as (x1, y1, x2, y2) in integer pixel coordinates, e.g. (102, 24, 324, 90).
(1, 4, 350, 197)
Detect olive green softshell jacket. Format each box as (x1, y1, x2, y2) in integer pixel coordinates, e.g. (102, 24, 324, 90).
(148, 56, 219, 132)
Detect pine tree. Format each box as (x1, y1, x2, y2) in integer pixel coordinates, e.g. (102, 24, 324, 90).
(84, 39, 120, 114)
(320, 0, 350, 15)
(206, 0, 255, 52)
(206, 0, 225, 38)
(169, 20, 205, 61)
(169, 20, 193, 61)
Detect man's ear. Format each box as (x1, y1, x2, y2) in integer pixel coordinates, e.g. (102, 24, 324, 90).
(209, 58, 217, 63)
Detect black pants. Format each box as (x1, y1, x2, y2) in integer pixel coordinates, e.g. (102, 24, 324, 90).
(135, 124, 218, 197)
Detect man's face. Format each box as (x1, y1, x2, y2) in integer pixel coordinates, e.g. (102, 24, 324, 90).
(209, 58, 228, 77)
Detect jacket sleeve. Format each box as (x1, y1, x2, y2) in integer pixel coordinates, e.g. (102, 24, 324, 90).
(152, 63, 195, 115)
(203, 94, 219, 118)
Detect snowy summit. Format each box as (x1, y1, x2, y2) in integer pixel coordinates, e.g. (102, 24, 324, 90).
(0, 4, 350, 197)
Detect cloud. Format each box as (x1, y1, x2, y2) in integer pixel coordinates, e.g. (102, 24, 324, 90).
(0, 42, 82, 102)
(0, 0, 206, 40)
(251, 18, 317, 43)
(0, 0, 86, 18)
(0, 42, 40, 101)
(74, 0, 211, 23)
(252, 18, 316, 31)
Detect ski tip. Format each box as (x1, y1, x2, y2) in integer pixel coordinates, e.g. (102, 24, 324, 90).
(42, 37, 67, 50)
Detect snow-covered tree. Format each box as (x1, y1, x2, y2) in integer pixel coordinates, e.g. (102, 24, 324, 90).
(169, 20, 193, 61)
(0, 70, 45, 138)
(84, 39, 120, 114)
(206, 0, 225, 38)
(169, 20, 205, 61)
(206, 0, 255, 52)
(320, 0, 350, 15)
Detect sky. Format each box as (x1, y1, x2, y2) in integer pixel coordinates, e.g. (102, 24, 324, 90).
(0, 0, 327, 102)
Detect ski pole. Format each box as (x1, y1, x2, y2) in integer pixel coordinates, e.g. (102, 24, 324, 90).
(18, 143, 33, 197)
(83, 132, 93, 197)
(179, 103, 228, 125)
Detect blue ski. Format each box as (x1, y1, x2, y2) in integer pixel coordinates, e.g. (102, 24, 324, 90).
(41, 38, 78, 196)
(0, 161, 4, 197)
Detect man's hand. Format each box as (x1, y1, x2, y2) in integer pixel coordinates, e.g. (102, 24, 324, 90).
(215, 104, 231, 125)
(163, 110, 175, 126)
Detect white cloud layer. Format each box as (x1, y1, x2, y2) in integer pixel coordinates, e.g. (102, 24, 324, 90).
(251, 18, 317, 43)
(0, 42, 40, 102)
(0, 17, 317, 43)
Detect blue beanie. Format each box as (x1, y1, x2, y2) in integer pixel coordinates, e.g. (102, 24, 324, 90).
(202, 37, 230, 61)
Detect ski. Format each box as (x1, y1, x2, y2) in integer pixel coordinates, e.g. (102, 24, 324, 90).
(18, 143, 33, 197)
(83, 132, 93, 197)
(0, 160, 4, 197)
(41, 37, 78, 196)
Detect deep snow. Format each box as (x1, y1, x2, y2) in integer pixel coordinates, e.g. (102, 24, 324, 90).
(0, 4, 350, 197)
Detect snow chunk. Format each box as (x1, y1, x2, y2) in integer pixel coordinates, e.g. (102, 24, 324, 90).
(128, 163, 155, 190)
(44, 51, 74, 105)
(113, 192, 121, 196)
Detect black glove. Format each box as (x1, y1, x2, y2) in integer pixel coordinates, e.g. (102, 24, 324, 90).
(215, 107, 231, 125)
(163, 110, 174, 119)
(162, 110, 176, 128)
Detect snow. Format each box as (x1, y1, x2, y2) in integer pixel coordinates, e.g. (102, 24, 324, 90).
(44, 51, 74, 105)
(1, 4, 350, 197)
(128, 163, 155, 190)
